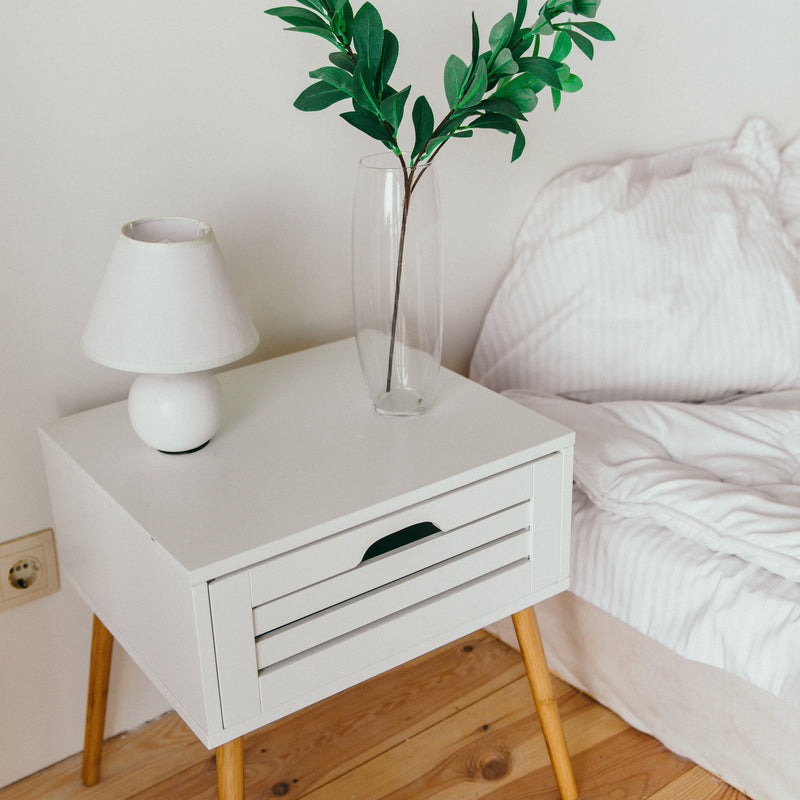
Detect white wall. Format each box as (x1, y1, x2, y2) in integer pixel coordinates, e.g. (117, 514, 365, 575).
(2, 0, 798, 787)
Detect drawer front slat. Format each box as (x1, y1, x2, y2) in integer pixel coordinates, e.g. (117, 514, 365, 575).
(255, 528, 530, 669)
(252, 502, 530, 636)
(257, 560, 532, 720)
(247, 463, 534, 606)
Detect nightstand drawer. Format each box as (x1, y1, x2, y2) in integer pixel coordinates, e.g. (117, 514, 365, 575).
(207, 464, 538, 731)
(206, 449, 572, 733)
(247, 463, 534, 605)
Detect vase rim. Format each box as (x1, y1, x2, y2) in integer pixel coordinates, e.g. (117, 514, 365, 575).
(359, 152, 433, 172)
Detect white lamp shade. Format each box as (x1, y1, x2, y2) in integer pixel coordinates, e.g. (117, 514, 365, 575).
(82, 217, 259, 373)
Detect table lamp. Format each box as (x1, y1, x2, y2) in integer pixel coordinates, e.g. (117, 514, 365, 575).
(81, 217, 259, 454)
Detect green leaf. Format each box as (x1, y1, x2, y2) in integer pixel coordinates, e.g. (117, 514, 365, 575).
(286, 26, 340, 46)
(494, 73, 541, 110)
(471, 12, 480, 67)
(560, 72, 583, 92)
(443, 54, 469, 110)
(494, 71, 541, 95)
(379, 84, 410, 132)
(491, 48, 517, 76)
(512, 87, 538, 112)
(332, 2, 353, 45)
(489, 13, 514, 52)
(512, 0, 528, 41)
(550, 30, 572, 61)
(378, 30, 399, 91)
(546, 0, 586, 16)
(573, 0, 600, 18)
(530, 14, 554, 35)
(512, 125, 526, 161)
(265, 6, 328, 28)
(329, 0, 350, 14)
(517, 56, 563, 89)
(467, 109, 529, 160)
(294, 81, 349, 111)
(468, 112, 518, 134)
(286, 0, 328, 13)
(411, 95, 434, 159)
(351, 59, 380, 113)
(340, 109, 393, 147)
(329, 50, 356, 73)
(566, 28, 594, 59)
(308, 65, 354, 94)
(352, 2, 384, 77)
(570, 20, 615, 41)
(511, 29, 535, 60)
(458, 58, 488, 109)
(477, 96, 526, 120)
(551, 86, 562, 110)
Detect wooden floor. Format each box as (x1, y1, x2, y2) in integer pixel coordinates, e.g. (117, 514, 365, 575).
(3, 630, 751, 800)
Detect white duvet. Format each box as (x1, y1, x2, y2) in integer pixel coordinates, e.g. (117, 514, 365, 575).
(505, 389, 800, 703)
(506, 390, 800, 583)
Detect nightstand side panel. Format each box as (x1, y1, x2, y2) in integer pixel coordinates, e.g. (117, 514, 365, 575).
(39, 432, 221, 743)
(531, 446, 574, 596)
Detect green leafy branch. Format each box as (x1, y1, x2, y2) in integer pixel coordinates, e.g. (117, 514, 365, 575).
(265, 0, 614, 173)
(264, 0, 612, 397)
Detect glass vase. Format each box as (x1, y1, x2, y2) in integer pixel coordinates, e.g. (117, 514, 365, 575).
(352, 153, 444, 416)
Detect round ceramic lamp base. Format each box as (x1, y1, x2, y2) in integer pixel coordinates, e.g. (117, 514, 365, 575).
(128, 371, 222, 454)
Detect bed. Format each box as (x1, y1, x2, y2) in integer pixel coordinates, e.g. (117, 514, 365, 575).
(470, 118, 800, 800)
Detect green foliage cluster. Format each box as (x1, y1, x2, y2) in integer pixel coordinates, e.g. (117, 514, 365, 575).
(265, 0, 614, 167)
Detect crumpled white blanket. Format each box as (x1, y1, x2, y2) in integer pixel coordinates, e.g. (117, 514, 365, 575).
(505, 389, 800, 582)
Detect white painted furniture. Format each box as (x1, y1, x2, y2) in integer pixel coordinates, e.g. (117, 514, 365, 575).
(39, 338, 577, 799)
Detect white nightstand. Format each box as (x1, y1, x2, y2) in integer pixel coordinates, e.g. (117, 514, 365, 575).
(40, 339, 577, 800)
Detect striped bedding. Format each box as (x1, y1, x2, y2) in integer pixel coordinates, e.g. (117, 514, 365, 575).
(469, 118, 800, 712)
(506, 389, 800, 707)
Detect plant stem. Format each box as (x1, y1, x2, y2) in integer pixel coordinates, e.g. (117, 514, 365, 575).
(385, 164, 414, 394)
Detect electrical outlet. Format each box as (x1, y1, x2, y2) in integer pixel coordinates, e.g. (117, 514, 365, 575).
(0, 529, 60, 611)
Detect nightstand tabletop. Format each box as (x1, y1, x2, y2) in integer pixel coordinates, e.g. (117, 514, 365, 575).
(41, 338, 573, 582)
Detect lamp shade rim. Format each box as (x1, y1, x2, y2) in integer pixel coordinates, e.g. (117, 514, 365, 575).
(121, 217, 214, 247)
(81, 333, 259, 374)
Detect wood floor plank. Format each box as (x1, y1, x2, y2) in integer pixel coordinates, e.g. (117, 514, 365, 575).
(0, 711, 207, 800)
(236, 629, 526, 798)
(561, 728, 693, 800)
(299, 677, 622, 799)
(649, 766, 752, 800)
(1, 630, 752, 800)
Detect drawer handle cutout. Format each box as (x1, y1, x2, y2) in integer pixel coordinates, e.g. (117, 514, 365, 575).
(361, 521, 441, 562)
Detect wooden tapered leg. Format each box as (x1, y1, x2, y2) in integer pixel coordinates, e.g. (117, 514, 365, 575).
(512, 606, 578, 800)
(216, 737, 245, 800)
(81, 614, 114, 786)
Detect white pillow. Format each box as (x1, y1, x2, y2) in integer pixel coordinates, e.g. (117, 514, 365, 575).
(470, 119, 800, 402)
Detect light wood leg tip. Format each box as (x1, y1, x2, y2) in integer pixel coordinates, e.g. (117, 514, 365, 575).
(80, 771, 100, 788)
(81, 615, 114, 789)
(511, 607, 579, 800)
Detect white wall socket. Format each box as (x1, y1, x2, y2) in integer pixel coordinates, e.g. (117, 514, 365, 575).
(0, 529, 60, 612)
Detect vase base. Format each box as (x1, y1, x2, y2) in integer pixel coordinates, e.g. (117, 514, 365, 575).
(374, 388, 428, 416)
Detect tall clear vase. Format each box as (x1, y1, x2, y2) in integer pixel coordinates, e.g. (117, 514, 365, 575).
(352, 153, 444, 416)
